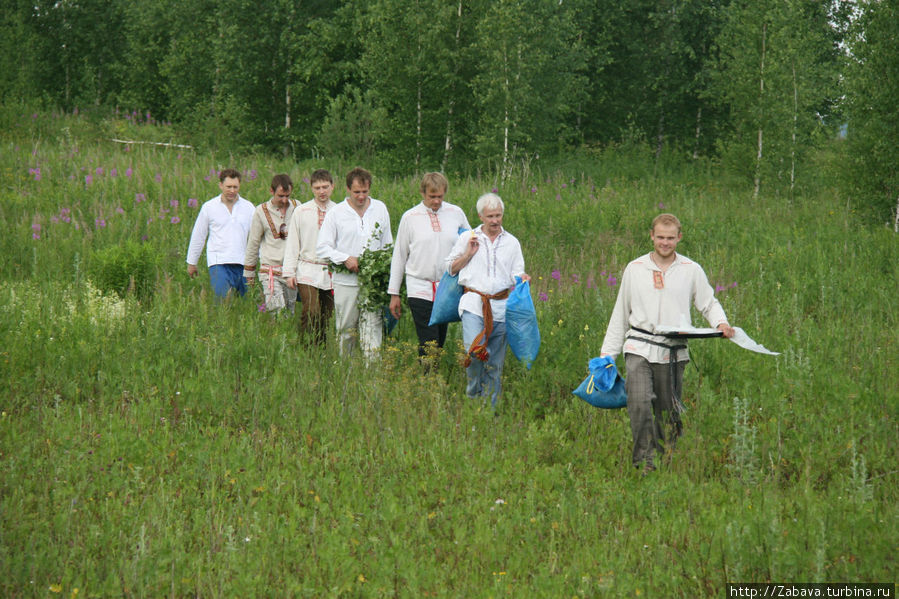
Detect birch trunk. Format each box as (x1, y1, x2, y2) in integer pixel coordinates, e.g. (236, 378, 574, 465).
(442, 0, 463, 171)
(790, 60, 798, 202)
(693, 107, 702, 159)
(754, 22, 767, 199)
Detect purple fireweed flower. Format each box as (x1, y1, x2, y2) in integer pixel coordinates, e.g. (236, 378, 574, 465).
(32, 223, 41, 232)
(146, 111, 151, 122)
(50, 216, 59, 224)
(492, 187, 498, 193)
(110, 168, 117, 177)
(170, 216, 180, 224)
(204, 175, 210, 181)
(658, 202, 665, 210)
(561, 183, 567, 189)
(135, 193, 146, 203)
(715, 284, 725, 293)
(187, 198, 198, 208)
(303, 177, 310, 184)
(555, 194, 561, 201)
(155, 173, 162, 183)
(730, 282, 738, 288)
(32, 233, 40, 240)
(116, 207, 124, 215)
(95, 167, 103, 175)
(141, 234, 148, 242)
(248, 169, 258, 181)
(170, 199, 179, 209)
(32, 113, 38, 119)
(95, 218, 106, 228)
(607, 274, 618, 286)
(258, 302, 266, 312)
(531, 186, 538, 193)
(538, 292, 548, 302)
(586, 275, 595, 289)
(572, 274, 580, 284)
(147, 217, 154, 224)
(125, 167, 133, 178)
(85, 174, 93, 186)
(551, 270, 561, 281)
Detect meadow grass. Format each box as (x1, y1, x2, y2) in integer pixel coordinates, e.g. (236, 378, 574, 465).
(0, 107, 896, 597)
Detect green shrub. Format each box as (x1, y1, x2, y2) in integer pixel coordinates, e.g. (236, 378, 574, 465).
(88, 240, 160, 301)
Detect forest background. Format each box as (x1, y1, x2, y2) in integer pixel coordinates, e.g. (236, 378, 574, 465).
(0, 0, 897, 597)
(1, 0, 898, 218)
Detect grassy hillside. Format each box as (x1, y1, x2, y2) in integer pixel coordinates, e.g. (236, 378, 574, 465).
(1, 107, 896, 597)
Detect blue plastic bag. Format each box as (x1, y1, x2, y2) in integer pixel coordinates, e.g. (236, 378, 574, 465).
(428, 270, 464, 325)
(506, 277, 540, 369)
(572, 358, 627, 409)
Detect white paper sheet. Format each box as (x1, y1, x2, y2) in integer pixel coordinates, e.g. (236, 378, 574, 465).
(655, 324, 780, 355)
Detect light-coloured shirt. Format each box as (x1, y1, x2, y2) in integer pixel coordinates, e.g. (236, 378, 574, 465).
(600, 252, 729, 363)
(388, 201, 471, 300)
(243, 198, 297, 277)
(316, 198, 393, 287)
(445, 225, 525, 322)
(283, 199, 336, 290)
(186, 194, 254, 267)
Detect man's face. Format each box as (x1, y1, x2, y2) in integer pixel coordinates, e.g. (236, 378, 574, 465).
(347, 179, 370, 209)
(219, 177, 240, 202)
(422, 186, 445, 212)
(312, 179, 334, 203)
(479, 207, 503, 235)
(271, 185, 292, 209)
(650, 223, 682, 259)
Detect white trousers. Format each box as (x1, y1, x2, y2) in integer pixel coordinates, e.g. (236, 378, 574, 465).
(333, 283, 382, 360)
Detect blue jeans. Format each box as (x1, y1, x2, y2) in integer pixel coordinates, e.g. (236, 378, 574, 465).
(209, 264, 247, 299)
(461, 311, 508, 408)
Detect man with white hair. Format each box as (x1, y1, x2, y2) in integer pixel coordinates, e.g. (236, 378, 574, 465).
(446, 193, 529, 409)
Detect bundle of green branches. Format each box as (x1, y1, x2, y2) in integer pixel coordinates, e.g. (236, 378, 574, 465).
(329, 229, 394, 314)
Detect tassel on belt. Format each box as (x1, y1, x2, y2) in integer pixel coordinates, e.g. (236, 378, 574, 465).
(462, 286, 511, 367)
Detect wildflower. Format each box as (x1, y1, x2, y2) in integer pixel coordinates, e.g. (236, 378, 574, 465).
(658, 202, 665, 209)
(572, 274, 580, 284)
(170, 199, 179, 209)
(531, 186, 538, 193)
(247, 169, 258, 181)
(95, 218, 106, 228)
(583, 324, 589, 331)
(155, 173, 162, 183)
(187, 198, 198, 208)
(607, 274, 618, 286)
(551, 269, 561, 280)
(170, 216, 180, 224)
(125, 167, 133, 178)
(95, 167, 103, 175)
(555, 193, 561, 201)
(730, 282, 738, 288)
(495, 498, 505, 505)
(715, 284, 725, 293)
(135, 193, 145, 203)
(586, 275, 595, 289)
(115, 207, 124, 215)
(492, 187, 498, 193)
(85, 174, 93, 186)
(110, 168, 117, 177)
(32, 233, 40, 240)
(49, 584, 62, 593)
(140, 234, 148, 242)
(561, 183, 567, 189)
(258, 302, 266, 312)
(538, 292, 548, 302)
(32, 223, 41, 233)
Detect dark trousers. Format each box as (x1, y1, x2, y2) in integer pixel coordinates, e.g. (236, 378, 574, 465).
(297, 284, 334, 344)
(407, 297, 448, 357)
(624, 353, 685, 468)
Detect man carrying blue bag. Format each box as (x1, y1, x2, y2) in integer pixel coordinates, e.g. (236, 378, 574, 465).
(599, 213, 734, 475)
(446, 193, 529, 409)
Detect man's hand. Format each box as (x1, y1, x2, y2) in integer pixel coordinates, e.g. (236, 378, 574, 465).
(286, 277, 297, 290)
(518, 273, 531, 283)
(389, 295, 402, 320)
(717, 323, 735, 338)
(187, 264, 198, 278)
(344, 256, 360, 273)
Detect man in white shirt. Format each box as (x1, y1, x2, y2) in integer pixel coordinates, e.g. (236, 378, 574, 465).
(316, 167, 393, 358)
(446, 193, 529, 409)
(284, 169, 337, 344)
(186, 168, 255, 299)
(388, 172, 470, 359)
(600, 213, 735, 474)
(243, 174, 297, 313)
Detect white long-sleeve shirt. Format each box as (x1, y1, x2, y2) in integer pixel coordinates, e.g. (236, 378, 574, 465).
(600, 252, 729, 363)
(186, 194, 255, 267)
(283, 198, 336, 290)
(243, 198, 297, 277)
(387, 201, 470, 300)
(445, 225, 525, 322)
(315, 198, 393, 287)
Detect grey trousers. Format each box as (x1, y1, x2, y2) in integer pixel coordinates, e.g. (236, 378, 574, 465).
(624, 353, 686, 468)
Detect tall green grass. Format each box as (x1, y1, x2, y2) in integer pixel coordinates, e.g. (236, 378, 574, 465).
(1, 107, 896, 597)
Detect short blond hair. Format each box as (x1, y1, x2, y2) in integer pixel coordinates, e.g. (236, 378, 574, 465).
(651, 213, 682, 233)
(420, 172, 448, 194)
